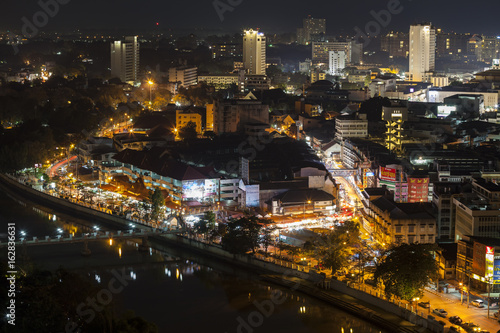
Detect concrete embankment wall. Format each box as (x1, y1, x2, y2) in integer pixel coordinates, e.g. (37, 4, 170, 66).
(152, 234, 437, 333)
(0, 174, 150, 231)
(1, 173, 439, 333)
(153, 233, 313, 281)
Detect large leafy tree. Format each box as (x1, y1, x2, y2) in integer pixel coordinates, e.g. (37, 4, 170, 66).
(312, 221, 361, 275)
(374, 243, 440, 301)
(178, 121, 198, 141)
(221, 216, 268, 254)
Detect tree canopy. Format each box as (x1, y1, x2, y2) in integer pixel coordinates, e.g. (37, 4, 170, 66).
(221, 216, 271, 254)
(312, 221, 361, 275)
(374, 243, 440, 301)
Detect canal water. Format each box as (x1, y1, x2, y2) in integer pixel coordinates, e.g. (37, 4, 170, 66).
(0, 189, 386, 333)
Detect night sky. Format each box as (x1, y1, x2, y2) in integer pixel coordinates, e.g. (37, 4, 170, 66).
(1, 0, 500, 35)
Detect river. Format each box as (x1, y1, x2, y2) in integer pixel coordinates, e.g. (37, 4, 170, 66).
(0, 189, 387, 333)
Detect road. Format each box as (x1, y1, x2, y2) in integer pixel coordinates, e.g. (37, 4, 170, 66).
(419, 288, 500, 332)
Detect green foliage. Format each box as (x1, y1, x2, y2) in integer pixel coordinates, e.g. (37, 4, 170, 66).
(311, 221, 361, 274)
(374, 243, 440, 301)
(149, 188, 165, 222)
(178, 121, 198, 141)
(194, 211, 217, 242)
(221, 216, 269, 254)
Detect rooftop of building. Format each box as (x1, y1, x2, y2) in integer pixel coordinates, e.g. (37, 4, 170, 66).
(371, 196, 435, 220)
(113, 147, 218, 181)
(275, 188, 334, 204)
(474, 178, 500, 192)
(474, 69, 500, 77)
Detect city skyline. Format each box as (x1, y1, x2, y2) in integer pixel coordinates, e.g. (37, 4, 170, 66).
(1, 0, 500, 35)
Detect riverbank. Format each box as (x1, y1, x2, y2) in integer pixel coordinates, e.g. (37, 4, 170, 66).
(1, 173, 434, 333)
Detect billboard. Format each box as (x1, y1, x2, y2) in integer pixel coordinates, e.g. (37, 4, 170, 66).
(494, 259, 500, 284)
(407, 177, 429, 203)
(486, 246, 494, 279)
(380, 167, 397, 182)
(182, 179, 218, 201)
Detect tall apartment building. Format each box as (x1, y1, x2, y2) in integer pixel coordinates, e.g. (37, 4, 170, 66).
(110, 36, 139, 83)
(408, 23, 436, 82)
(297, 16, 326, 45)
(329, 51, 346, 76)
(435, 31, 470, 58)
(475, 36, 500, 64)
(243, 29, 266, 75)
(381, 32, 409, 58)
(312, 41, 362, 67)
(169, 66, 198, 87)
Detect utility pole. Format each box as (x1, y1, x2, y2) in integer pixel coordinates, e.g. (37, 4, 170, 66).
(487, 278, 491, 318)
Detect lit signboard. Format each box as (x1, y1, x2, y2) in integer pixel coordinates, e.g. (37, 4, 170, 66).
(486, 246, 494, 279)
(494, 259, 500, 284)
(380, 167, 397, 182)
(182, 179, 218, 201)
(407, 177, 429, 203)
(437, 105, 456, 118)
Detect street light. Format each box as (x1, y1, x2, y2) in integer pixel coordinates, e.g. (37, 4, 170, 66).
(148, 80, 154, 107)
(303, 200, 311, 218)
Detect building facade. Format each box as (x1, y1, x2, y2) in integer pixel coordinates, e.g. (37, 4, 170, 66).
(409, 23, 436, 82)
(243, 29, 266, 75)
(111, 36, 139, 83)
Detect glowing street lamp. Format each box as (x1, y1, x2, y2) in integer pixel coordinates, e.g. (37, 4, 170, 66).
(148, 80, 154, 107)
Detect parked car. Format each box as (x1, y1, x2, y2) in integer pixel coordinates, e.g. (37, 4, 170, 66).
(432, 308, 448, 317)
(450, 316, 463, 325)
(449, 326, 464, 333)
(494, 311, 499, 318)
(471, 299, 485, 308)
(461, 322, 480, 333)
(418, 301, 430, 308)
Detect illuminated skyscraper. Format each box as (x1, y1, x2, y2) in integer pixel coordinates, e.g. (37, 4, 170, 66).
(297, 16, 326, 45)
(111, 36, 139, 83)
(409, 23, 435, 82)
(243, 29, 266, 75)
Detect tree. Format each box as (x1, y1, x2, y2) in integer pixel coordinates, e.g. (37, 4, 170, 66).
(194, 211, 217, 242)
(178, 121, 198, 141)
(260, 225, 276, 256)
(311, 221, 361, 275)
(221, 216, 267, 254)
(374, 243, 440, 301)
(149, 188, 165, 223)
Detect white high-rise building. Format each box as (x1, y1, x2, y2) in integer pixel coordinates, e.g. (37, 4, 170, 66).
(329, 51, 346, 76)
(243, 29, 266, 75)
(409, 23, 436, 82)
(111, 36, 140, 83)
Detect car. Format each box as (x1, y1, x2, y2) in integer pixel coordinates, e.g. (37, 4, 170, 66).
(471, 300, 485, 308)
(432, 308, 448, 317)
(450, 316, 463, 325)
(450, 326, 464, 333)
(461, 323, 480, 333)
(418, 301, 430, 308)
